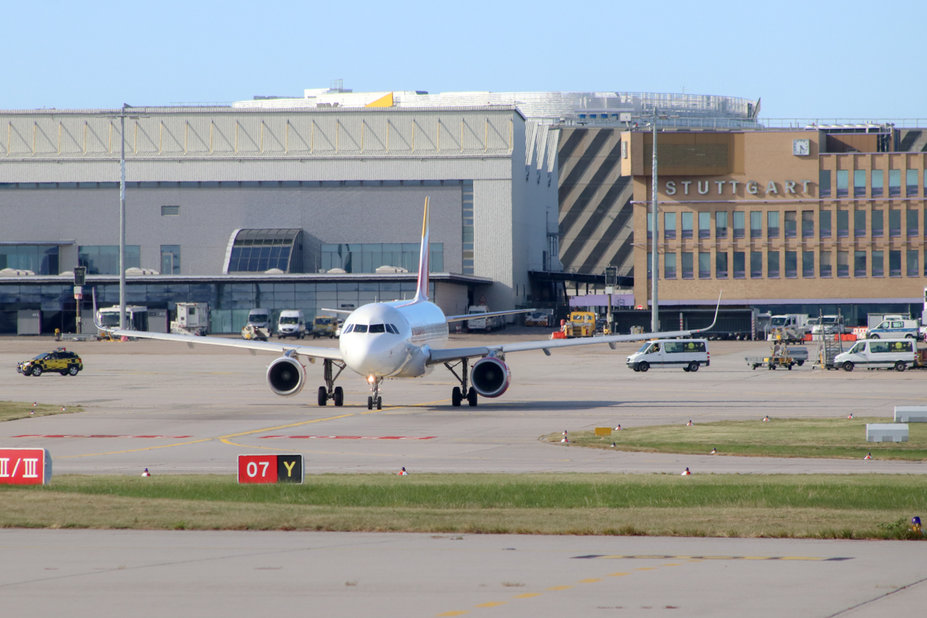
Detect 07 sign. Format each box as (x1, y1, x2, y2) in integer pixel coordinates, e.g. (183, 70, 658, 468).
(237, 454, 304, 484)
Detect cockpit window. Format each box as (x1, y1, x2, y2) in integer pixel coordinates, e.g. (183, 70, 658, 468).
(386, 323, 399, 334)
(353, 324, 368, 333)
(369, 324, 386, 333)
(342, 324, 354, 334)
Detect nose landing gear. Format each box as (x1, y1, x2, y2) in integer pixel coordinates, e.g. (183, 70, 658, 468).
(367, 375, 383, 410)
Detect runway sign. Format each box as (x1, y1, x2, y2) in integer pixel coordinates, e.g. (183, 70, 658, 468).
(237, 454, 304, 484)
(0, 448, 52, 485)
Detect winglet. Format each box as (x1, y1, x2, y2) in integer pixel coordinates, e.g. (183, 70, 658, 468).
(413, 196, 430, 302)
(693, 291, 723, 333)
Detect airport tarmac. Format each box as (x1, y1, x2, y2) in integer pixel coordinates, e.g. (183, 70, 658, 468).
(3, 332, 927, 617)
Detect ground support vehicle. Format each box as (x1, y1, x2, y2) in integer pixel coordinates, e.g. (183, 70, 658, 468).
(17, 347, 83, 376)
(746, 344, 807, 370)
(241, 323, 270, 341)
(767, 314, 810, 343)
(466, 305, 503, 331)
(560, 311, 596, 338)
(170, 302, 209, 336)
(312, 316, 339, 338)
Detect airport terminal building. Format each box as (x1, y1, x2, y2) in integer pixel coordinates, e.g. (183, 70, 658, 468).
(0, 88, 759, 334)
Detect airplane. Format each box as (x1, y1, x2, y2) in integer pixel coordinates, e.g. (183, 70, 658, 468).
(95, 197, 719, 410)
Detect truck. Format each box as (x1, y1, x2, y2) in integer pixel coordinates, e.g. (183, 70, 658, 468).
(466, 305, 503, 331)
(561, 311, 596, 338)
(277, 309, 307, 339)
(766, 314, 810, 343)
(96, 305, 148, 338)
(170, 302, 209, 336)
(312, 315, 339, 338)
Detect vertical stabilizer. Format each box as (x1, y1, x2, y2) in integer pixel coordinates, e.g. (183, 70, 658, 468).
(413, 197, 430, 302)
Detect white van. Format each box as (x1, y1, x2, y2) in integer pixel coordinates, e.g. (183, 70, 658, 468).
(627, 338, 710, 372)
(247, 308, 272, 334)
(834, 339, 915, 371)
(277, 310, 306, 339)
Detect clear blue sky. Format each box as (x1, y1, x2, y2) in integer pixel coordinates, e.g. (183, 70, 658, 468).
(8, 0, 926, 121)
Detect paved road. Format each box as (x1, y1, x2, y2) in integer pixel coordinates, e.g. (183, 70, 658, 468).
(2, 333, 927, 617)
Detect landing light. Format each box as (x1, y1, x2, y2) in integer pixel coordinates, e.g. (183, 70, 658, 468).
(367, 375, 376, 384)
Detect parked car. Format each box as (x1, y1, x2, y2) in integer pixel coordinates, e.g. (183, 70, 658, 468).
(17, 347, 83, 376)
(524, 311, 551, 327)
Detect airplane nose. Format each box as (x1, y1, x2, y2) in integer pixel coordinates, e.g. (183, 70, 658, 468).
(342, 335, 406, 377)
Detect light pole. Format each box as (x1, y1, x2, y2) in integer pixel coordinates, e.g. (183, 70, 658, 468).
(650, 109, 659, 332)
(119, 104, 128, 329)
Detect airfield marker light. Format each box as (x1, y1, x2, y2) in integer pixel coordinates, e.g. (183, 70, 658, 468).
(864, 452, 872, 460)
(561, 430, 569, 444)
(141, 468, 151, 477)
(681, 467, 691, 476)
(912, 516, 922, 534)
(848, 413, 854, 419)
(710, 447, 717, 455)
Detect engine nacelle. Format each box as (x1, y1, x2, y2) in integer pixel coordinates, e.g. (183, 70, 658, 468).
(470, 356, 511, 398)
(266, 356, 306, 397)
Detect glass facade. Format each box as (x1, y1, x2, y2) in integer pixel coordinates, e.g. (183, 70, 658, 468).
(320, 243, 444, 274)
(79, 245, 140, 275)
(0, 245, 59, 275)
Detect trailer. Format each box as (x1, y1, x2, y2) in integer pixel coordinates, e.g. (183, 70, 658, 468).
(170, 302, 209, 336)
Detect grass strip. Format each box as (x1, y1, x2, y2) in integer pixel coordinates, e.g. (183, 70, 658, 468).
(2, 474, 926, 539)
(0, 400, 81, 422)
(549, 418, 927, 460)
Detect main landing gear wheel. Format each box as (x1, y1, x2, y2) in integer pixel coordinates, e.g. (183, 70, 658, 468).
(467, 387, 478, 407)
(318, 386, 328, 406)
(334, 386, 344, 406)
(452, 386, 463, 407)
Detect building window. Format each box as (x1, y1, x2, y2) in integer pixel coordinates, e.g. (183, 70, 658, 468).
(907, 169, 919, 197)
(229, 229, 302, 273)
(820, 250, 832, 278)
(802, 251, 815, 278)
(681, 212, 693, 239)
(785, 251, 797, 278)
(872, 250, 884, 277)
(871, 170, 883, 197)
(836, 170, 849, 197)
(715, 211, 728, 239)
(820, 209, 832, 238)
(715, 252, 728, 278)
(854, 250, 867, 277)
(733, 251, 745, 279)
(837, 251, 849, 278)
(698, 252, 711, 279)
(160, 204, 180, 216)
(698, 212, 710, 239)
(853, 170, 866, 197)
(908, 249, 920, 277)
(321, 242, 443, 275)
(889, 208, 901, 237)
(664, 252, 676, 279)
(462, 180, 474, 274)
(750, 251, 762, 278)
(750, 211, 762, 238)
(681, 251, 693, 279)
(647, 211, 653, 239)
(160, 245, 180, 274)
(801, 210, 814, 238)
(733, 211, 745, 239)
(854, 207, 866, 237)
(78, 245, 140, 275)
(664, 212, 676, 240)
(767, 211, 779, 238)
(889, 250, 901, 277)
(0, 244, 60, 275)
(819, 170, 831, 197)
(837, 208, 849, 238)
(767, 250, 780, 278)
(908, 207, 920, 237)
(889, 169, 901, 197)
(784, 211, 797, 238)
(871, 208, 884, 238)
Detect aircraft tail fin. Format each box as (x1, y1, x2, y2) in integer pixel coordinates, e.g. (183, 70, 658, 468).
(413, 196, 430, 303)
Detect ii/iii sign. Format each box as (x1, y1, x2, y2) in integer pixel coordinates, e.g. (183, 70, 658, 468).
(238, 454, 304, 484)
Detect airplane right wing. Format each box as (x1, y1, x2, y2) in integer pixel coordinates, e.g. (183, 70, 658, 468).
(103, 328, 345, 360)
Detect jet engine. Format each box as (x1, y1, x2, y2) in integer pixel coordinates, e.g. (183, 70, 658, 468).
(266, 356, 306, 396)
(470, 355, 511, 398)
